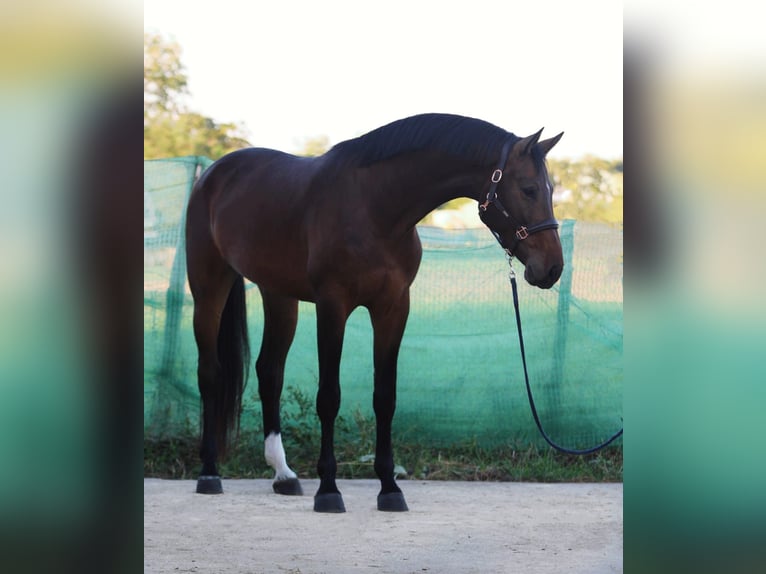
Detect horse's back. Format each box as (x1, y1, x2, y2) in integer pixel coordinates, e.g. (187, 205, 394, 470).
(190, 147, 321, 226)
(196, 147, 317, 199)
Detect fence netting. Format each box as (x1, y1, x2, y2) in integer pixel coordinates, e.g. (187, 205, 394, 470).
(145, 156, 622, 449)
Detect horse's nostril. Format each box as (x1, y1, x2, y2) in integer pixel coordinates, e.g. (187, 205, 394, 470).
(549, 264, 563, 282)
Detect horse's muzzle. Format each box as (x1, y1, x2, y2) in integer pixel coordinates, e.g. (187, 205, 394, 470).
(525, 262, 562, 289)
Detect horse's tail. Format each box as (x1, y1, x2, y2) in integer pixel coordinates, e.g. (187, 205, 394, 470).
(215, 275, 250, 457)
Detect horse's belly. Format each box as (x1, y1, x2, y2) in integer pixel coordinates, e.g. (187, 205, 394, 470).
(229, 252, 315, 302)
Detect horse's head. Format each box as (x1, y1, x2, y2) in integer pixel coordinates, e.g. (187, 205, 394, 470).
(479, 129, 564, 289)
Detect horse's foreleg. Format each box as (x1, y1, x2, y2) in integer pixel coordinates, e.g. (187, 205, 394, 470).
(313, 296, 349, 513)
(370, 290, 411, 511)
(257, 290, 302, 495)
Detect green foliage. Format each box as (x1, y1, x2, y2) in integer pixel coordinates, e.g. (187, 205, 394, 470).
(144, 387, 623, 482)
(143, 32, 250, 160)
(143, 32, 188, 119)
(549, 156, 623, 224)
(144, 113, 250, 159)
(298, 135, 330, 157)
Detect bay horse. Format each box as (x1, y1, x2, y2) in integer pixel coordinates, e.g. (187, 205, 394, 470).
(185, 113, 563, 512)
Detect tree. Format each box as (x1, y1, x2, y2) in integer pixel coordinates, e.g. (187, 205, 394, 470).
(144, 32, 250, 159)
(549, 156, 623, 224)
(144, 32, 188, 121)
(144, 112, 250, 159)
(297, 135, 330, 157)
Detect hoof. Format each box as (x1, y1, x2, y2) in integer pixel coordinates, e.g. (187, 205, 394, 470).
(377, 491, 408, 512)
(313, 492, 346, 513)
(196, 475, 223, 494)
(273, 477, 303, 496)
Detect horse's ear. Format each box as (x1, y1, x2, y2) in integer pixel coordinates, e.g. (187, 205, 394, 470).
(513, 128, 544, 156)
(537, 132, 564, 157)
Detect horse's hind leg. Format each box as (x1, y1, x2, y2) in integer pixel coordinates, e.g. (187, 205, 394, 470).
(257, 288, 302, 495)
(190, 272, 238, 494)
(369, 289, 411, 511)
(186, 182, 252, 495)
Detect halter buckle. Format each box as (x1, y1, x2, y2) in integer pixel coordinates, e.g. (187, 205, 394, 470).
(491, 169, 503, 183)
(515, 226, 529, 240)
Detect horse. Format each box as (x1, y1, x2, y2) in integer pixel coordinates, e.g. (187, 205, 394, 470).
(185, 113, 564, 512)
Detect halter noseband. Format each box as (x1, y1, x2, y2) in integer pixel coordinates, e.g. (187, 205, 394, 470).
(478, 138, 559, 255)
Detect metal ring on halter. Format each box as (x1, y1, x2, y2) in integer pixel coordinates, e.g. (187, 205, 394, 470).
(505, 251, 516, 281)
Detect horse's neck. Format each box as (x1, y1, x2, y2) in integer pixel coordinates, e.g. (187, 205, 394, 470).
(365, 154, 486, 234)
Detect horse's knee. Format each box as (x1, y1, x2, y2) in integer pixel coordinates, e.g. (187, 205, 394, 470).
(373, 387, 396, 420)
(316, 386, 340, 421)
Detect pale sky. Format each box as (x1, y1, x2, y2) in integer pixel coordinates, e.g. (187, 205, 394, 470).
(144, 0, 623, 159)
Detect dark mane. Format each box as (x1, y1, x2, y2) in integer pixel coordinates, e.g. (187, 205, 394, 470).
(326, 113, 517, 169)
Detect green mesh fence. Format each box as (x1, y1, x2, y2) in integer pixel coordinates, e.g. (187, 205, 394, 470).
(144, 156, 622, 449)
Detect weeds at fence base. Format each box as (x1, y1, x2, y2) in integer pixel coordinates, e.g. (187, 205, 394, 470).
(144, 433, 623, 483)
(145, 387, 622, 482)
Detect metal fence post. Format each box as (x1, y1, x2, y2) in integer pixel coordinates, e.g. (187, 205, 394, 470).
(552, 219, 575, 405)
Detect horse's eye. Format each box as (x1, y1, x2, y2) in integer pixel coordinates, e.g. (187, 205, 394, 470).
(522, 186, 537, 198)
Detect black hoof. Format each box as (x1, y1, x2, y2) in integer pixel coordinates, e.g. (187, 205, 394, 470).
(196, 475, 223, 494)
(377, 491, 408, 512)
(314, 492, 346, 513)
(273, 477, 303, 496)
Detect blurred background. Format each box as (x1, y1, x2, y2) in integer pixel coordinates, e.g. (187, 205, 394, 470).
(624, 2, 766, 573)
(0, 1, 139, 572)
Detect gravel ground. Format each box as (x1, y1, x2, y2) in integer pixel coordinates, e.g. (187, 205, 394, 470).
(144, 478, 622, 574)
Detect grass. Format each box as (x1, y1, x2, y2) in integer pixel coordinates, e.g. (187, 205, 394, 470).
(145, 387, 622, 483)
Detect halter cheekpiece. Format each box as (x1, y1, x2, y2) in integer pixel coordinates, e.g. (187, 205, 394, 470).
(478, 138, 559, 255)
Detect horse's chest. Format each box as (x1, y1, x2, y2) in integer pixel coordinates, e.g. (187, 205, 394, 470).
(350, 238, 421, 292)
(309, 231, 421, 298)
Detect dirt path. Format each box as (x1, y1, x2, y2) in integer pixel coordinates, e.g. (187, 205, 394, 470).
(144, 478, 622, 574)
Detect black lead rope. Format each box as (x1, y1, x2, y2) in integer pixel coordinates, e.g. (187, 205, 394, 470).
(508, 259, 623, 455)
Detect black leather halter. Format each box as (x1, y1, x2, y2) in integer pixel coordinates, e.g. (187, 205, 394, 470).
(478, 138, 559, 254)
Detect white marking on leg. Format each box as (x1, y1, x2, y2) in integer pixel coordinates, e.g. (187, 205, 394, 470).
(264, 432, 297, 481)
